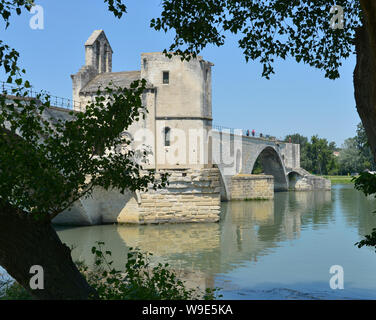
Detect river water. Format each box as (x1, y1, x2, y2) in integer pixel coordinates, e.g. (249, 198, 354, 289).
(53, 184, 376, 299)
(2, 184, 375, 299)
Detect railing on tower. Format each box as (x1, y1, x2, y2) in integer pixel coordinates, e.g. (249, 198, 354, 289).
(0, 81, 82, 110)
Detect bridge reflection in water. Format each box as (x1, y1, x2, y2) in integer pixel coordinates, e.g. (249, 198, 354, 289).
(56, 190, 333, 292)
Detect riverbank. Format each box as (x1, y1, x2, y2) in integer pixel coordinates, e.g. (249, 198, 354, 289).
(323, 175, 354, 184)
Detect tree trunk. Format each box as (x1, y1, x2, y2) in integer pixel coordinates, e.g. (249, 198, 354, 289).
(354, 2, 376, 162)
(0, 203, 98, 300)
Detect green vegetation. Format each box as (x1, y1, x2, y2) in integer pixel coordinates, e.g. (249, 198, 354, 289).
(284, 134, 338, 175)
(0, 243, 221, 300)
(86, 242, 220, 300)
(0, 281, 31, 300)
(285, 123, 375, 178)
(323, 175, 355, 184)
(252, 158, 263, 174)
(337, 123, 376, 175)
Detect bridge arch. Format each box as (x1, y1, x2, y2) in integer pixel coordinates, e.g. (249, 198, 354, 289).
(286, 170, 304, 190)
(248, 146, 288, 192)
(218, 169, 230, 201)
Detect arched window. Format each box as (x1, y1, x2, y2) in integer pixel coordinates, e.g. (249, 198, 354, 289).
(164, 127, 171, 147)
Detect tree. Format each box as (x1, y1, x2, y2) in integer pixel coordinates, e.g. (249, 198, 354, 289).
(337, 123, 376, 174)
(284, 133, 338, 175)
(355, 122, 376, 170)
(338, 137, 363, 174)
(303, 135, 337, 175)
(0, 1, 167, 299)
(284, 134, 311, 170)
(149, 0, 376, 166)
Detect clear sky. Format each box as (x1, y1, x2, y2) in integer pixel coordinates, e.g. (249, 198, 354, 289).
(0, 0, 359, 146)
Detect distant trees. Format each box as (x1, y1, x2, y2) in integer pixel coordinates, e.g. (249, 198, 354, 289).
(286, 123, 376, 176)
(284, 134, 338, 175)
(338, 123, 375, 174)
(355, 123, 376, 171)
(338, 138, 363, 174)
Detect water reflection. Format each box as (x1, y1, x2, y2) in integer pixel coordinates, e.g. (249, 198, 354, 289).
(57, 187, 376, 298)
(338, 184, 376, 237)
(218, 190, 333, 272)
(57, 190, 334, 283)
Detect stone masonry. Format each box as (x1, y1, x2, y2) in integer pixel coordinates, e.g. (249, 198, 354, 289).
(230, 174, 274, 200)
(117, 168, 221, 224)
(53, 167, 222, 225)
(290, 173, 331, 191)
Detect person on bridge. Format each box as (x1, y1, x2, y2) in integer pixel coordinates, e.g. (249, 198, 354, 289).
(252, 129, 255, 137)
(246, 129, 250, 136)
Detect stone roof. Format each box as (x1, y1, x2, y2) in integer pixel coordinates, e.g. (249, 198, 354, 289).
(85, 30, 103, 45)
(85, 30, 113, 52)
(80, 71, 152, 94)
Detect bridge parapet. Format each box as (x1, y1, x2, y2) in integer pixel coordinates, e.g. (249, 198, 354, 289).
(1, 81, 82, 110)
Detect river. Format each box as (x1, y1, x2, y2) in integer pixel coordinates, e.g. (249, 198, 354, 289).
(54, 184, 376, 299)
(2, 184, 376, 299)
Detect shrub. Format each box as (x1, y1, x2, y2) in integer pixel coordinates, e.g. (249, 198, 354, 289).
(0, 274, 31, 300)
(0, 242, 221, 300)
(82, 241, 221, 300)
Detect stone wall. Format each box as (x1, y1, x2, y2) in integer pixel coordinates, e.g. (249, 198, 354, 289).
(53, 167, 221, 226)
(288, 172, 331, 191)
(279, 143, 300, 170)
(230, 174, 274, 200)
(118, 168, 221, 224)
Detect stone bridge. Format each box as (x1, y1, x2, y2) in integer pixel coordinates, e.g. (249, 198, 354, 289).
(2, 99, 330, 225)
(211, 130, 330, 201)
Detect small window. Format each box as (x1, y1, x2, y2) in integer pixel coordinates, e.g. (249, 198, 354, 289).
(163, 71, 169, 84)
(164, 127, 171, 147)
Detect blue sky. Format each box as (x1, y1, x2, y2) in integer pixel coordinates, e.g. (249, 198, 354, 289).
(1, 0, 359, 146)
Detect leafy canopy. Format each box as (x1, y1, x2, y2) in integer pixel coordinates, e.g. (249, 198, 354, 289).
(151, 0, 361, 79)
